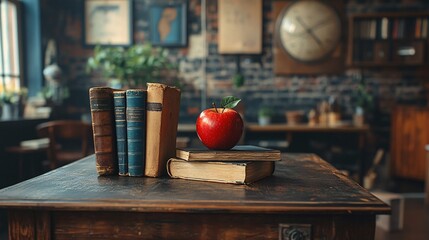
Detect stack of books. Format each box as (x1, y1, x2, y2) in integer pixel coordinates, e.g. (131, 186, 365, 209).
(167, 145, 281, 184)
(89, 83, 181, 177)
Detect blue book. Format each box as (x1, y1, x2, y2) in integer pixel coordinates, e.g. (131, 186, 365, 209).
(126, 89, 147, 177)
(113, 90, 128, 176)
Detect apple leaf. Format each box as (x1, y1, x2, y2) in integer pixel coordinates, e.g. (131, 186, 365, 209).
(221, 96, 241, 109)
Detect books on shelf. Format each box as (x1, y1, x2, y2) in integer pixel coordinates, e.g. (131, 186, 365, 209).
(355, 16, 429, 41)
(167, 158, 275, 185)
(89, 87, 118, 176)
(176, 145, 281, 161)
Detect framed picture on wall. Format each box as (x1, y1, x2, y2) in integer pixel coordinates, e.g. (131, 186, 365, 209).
(149, 1, 187, 47)
(83, 0, 133, 46)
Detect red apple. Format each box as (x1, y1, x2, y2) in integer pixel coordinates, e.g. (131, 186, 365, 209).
(196, 108, 243, 150)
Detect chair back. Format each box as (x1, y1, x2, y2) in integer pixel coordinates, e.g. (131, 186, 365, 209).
(37, 120, 92, 169)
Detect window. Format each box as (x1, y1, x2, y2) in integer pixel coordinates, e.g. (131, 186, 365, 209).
(0, 0, 22, 94)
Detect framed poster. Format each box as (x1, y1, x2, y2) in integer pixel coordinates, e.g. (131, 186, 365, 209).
(149, 1, 187, 47)
(218, 0, 262, 54)
(83, 0, 133, 46)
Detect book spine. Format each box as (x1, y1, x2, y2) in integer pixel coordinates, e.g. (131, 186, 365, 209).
(126, 89, 147, 177)
(114, 90, 128, 176)
(145, 83, 181, 177)
(89, 87, 117, 176)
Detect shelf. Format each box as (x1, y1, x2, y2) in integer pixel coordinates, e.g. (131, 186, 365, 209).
(347, 12, 429, 69)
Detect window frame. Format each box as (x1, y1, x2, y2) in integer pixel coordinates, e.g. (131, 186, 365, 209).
(0, 0, 24, 93)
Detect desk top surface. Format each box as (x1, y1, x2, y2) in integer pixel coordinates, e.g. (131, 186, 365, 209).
(0, 154, 389, 214)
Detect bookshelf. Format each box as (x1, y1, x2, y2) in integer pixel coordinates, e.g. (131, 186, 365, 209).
(347, 13, 429, 67)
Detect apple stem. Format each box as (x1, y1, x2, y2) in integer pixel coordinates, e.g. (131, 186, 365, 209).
(212, 102, 218, 113)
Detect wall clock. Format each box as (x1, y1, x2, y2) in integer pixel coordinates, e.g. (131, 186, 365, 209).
(273, 0, 345, 75)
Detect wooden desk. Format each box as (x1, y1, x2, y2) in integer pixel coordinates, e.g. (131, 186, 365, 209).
(247, 123, 370, 183)
(0, 154, 389, 239)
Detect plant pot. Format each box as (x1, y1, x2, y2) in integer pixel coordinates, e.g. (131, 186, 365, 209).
(258, 116, 271, 126)
(353, 106, 365, 126)
(1, 103, 17, 120)
(285, 111, 304, 125)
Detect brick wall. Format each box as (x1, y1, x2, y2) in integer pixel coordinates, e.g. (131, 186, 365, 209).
(42, 0, 429, 124)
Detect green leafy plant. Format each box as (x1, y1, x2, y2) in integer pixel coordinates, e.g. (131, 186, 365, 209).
(232, 73, 245, 88)
(0, 88, 27, 106)
(353, 75, 373, 111)
(39, 85, 70, 104)
(258, 107, 274, 117)
(86, 43, 174, 87)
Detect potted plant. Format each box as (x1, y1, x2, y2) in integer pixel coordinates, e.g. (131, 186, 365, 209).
(353, 75, 373, 125)
(0, 88, 27, 119)
(258, 107, 274, 126)
(86, 43, 173, 88)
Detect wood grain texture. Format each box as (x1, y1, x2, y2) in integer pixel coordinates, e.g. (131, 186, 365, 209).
(391, 106, 429, 180)
(2, 154, 388, 240)
(49, 211, 375, 240)
(35, 211, 51, 240)
(8, 210, 35, 240)
(0, 154, 389, 214)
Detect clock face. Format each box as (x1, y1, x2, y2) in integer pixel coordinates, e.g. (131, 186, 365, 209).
(277, 0, 341, 62)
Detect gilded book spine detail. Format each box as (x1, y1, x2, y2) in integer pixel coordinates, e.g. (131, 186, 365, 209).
(89, 87, 117, 176)
(114, 90, 128, 176)
(126, 89, 147, 177)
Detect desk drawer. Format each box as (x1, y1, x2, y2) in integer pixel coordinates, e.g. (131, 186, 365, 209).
(48, 211, 376, 240)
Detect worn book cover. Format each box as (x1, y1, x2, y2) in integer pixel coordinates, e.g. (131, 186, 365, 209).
(89, 87, 117, 176)
(176, 145, 281, 161)
(167, 158, 275, 184)
(113, 90, 128, 176)
(126, 89, 147, 177)
(145, 83, 181, 177)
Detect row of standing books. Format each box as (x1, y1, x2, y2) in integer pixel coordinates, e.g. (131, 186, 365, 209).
(89, 83, 181, 177)
(354, 18, 428, 40)
(168, 145, 281, 184)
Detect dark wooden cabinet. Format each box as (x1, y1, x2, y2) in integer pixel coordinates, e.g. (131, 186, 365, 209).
(391, 106, 429, 181)
(0, 154, 389, 239)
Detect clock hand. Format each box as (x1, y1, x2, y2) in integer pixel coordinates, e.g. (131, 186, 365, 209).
(287, 17, 333, 37)
(295, 16, 323, 47)
(308, 16, 334, 32)
(308, 29, 323, 47)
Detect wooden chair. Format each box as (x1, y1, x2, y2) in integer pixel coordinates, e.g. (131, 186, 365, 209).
(36, 120, 92, 170)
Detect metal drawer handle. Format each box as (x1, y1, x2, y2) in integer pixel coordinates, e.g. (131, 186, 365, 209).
(279, 224, 311, 240)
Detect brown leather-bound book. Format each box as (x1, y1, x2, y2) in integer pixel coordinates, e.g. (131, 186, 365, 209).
(167, 158, 275, 185)
(89, 87, 117, 176)
(145, 83, 181, 177)
(176, 145, 281, 161)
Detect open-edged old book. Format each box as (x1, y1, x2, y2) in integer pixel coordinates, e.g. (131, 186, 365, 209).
(167, 158, 275, 185)
(175, 145, 281, 161)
